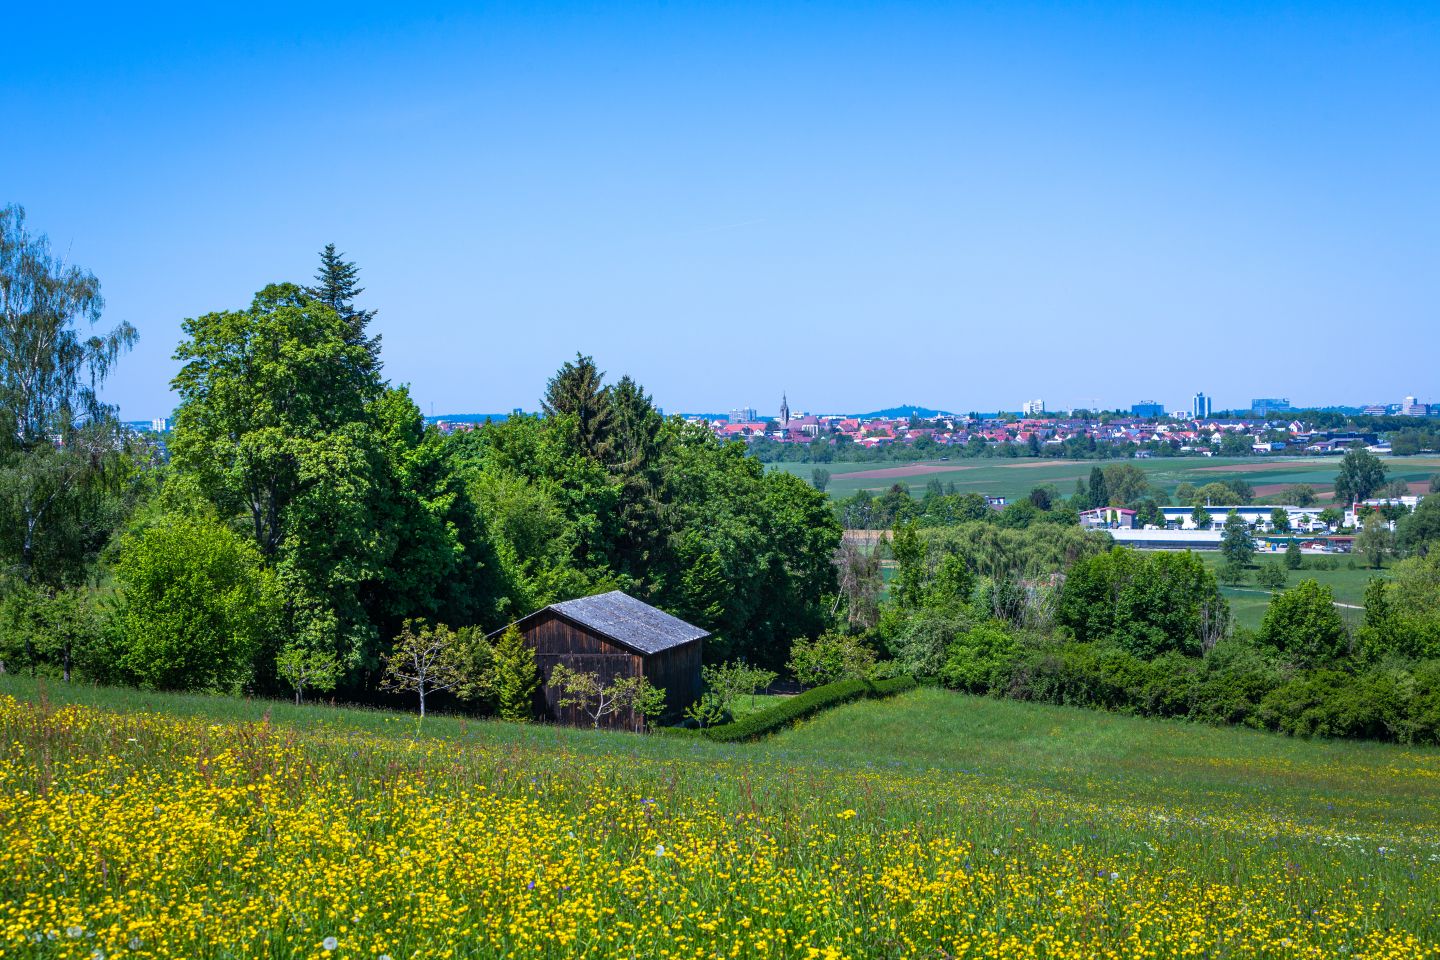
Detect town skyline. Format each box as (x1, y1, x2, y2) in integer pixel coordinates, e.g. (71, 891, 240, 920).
(8, 4, 1438, 420)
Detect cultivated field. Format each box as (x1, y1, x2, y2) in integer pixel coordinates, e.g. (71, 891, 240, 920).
(774, 455, 1440, 502)
(3, 678, 1438, 958)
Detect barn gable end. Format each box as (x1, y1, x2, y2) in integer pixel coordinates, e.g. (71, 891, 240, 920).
(496, 591, 706, 729)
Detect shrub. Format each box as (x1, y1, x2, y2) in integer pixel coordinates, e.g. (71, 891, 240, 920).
(1188, 639, 1284, 727)
(893, 612, 971, 677)
(1398, 660, 1440, 745)
(1003, 640, 1132, 711)
(702, 676, 918, 743)
(1258, 670, 1408, 741)
(788, 632, 877, 686)
(1255, 560, 1287, 590)
(939, 621, 1016, 693)
(111, 515, 281, 692)
(1257, 579, 1350, 669)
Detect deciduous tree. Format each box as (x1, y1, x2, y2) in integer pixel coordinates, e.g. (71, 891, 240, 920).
(1333, 446, 1386, 503)
(381, 620, 489, 718)
(0, 205, 137, 589)
(547, 664, 665, 729)
(276, 644, 341, 705)
(1257, 579, 1349, 668)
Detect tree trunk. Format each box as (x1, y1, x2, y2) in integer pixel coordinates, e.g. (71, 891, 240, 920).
(418, 687, 426, 718)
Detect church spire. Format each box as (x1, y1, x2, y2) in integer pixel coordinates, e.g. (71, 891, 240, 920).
(780, 392, 790, 428)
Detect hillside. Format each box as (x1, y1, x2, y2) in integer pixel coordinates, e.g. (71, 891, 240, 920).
(2, 677, 1437, 958)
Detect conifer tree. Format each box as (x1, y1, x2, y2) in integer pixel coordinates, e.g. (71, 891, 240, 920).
(541, 353, 614, 461)
(493, 625, 540, 721)
(308, 243, 379, 363)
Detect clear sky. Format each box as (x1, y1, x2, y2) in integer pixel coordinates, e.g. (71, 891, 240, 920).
(5, 2, 1438, 419)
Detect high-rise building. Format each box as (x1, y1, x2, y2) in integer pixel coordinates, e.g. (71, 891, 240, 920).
(1131, 402, 1165, 419)
(1401, 396, 1430, 417)
(728, 407, 757, 423)
(1022, 399, 1045, 416)
(1191, 392, 1212, 419)
(1251, 397, 1292, 417)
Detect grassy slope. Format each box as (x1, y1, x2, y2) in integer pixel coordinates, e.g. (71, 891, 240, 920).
(3, 677, 1438, 956)
(4, 675, 1434, 834)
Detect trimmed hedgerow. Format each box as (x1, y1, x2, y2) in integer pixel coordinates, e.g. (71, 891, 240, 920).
(701, 676, 919, 743)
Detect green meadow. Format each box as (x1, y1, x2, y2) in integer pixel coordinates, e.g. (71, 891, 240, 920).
(1190, 549, 1388, 630)
(2, 677, 1438, 958)
(773, 454, 1440, 503)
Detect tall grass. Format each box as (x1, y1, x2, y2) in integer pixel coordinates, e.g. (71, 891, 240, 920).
(2, 676, 1437, 958)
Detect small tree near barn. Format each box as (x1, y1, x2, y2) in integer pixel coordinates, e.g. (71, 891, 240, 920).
(492, 625, 540, 721)
(276, 644, 341, 705)
(381, 620, 490, 717)
(685, 660, 777, 727)
(547, 665, 665, 729)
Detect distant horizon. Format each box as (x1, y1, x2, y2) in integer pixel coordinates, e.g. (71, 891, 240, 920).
(124, 397, 1418, 425)
(9, 3, 1437, 420)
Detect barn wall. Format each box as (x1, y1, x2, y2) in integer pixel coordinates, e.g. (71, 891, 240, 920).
(521, 612, 644, 730)
(517, 613, 704, 730)
(642, 639, 703, 721)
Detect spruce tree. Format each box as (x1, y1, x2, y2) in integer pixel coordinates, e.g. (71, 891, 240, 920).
(308, 243, 379, 362)
(493, 625, 540, 721)
(607, 375, 666, 579)
(541, 353, 614, 460)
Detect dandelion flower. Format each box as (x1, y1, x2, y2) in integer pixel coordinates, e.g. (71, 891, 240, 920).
(322, 936, 339, 951)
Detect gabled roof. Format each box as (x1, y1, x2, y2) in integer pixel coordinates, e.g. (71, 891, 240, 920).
(511, 591, 708, 656)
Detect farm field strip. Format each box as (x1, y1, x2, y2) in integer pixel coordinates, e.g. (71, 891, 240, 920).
(770, 456, 1440, 502)
(2, 680, 1438, 959)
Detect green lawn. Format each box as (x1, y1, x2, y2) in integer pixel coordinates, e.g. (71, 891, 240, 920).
(1191, 550, 1387, 630)
(2, 677, 1438, 957)
(774, 454, 1440, 504)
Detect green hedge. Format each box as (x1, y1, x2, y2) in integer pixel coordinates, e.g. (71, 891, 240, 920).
(700, 675, 919, 743)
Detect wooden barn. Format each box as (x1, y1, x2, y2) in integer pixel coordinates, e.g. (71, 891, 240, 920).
(496, 591, 706, 729)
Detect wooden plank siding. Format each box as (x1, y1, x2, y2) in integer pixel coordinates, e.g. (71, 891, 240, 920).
(519, 611, 702, 730)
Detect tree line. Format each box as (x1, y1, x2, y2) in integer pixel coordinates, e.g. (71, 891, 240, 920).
(0, 207, 840, 704)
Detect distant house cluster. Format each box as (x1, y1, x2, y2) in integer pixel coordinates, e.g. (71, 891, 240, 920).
(696, 397, 1422, 457)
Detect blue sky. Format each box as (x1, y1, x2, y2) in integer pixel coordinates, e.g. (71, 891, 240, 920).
(4, 2, 1437, 418)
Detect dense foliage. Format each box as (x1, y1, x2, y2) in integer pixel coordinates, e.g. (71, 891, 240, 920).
(0, 223, 839, 704)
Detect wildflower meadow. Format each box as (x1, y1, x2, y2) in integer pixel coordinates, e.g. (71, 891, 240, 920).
(2, 678, 1438, 959)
